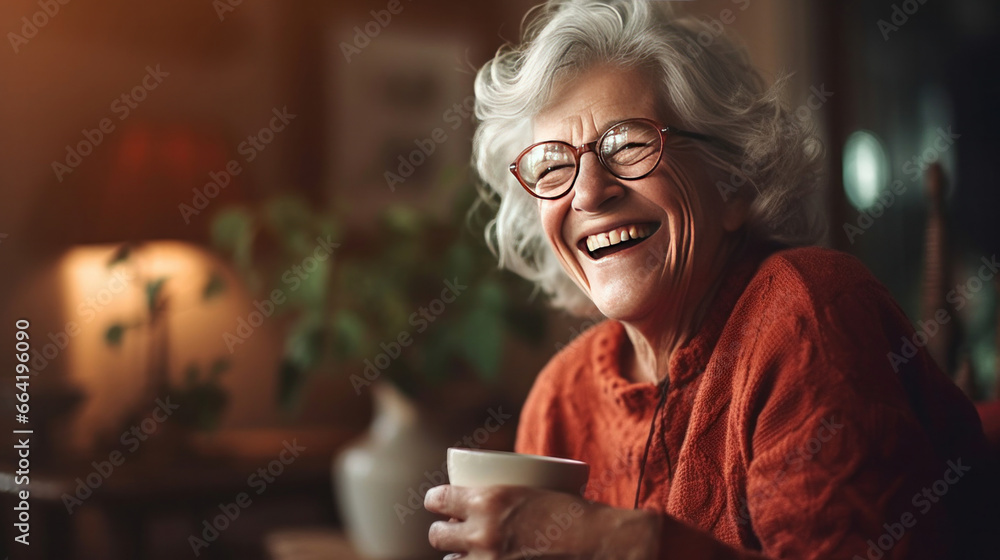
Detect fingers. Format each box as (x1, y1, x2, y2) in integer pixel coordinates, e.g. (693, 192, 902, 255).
(425, 486, 540, 555)
(430, 516, 511, 555)
(426, 486, 515, 554)
(428, 519, 472, 553)
(424, 484, 472, 519)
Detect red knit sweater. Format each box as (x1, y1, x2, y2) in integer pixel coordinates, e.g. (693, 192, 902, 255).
(515, 245, 994, 559)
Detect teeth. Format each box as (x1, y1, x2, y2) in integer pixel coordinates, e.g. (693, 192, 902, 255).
(585, 224, 653, 254)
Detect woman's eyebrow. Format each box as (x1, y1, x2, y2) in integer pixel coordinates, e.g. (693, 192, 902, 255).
(596, 117, 626, 133)
(568, 117, 627, 145)
(534, 115, 630, 145)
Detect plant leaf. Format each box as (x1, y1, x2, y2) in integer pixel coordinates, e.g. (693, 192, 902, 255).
(202, 272, 226, 300)
(277, 359, 305, 411)
(421, 326, 459, 385)
(457, 306, 503, 381)
(107, 245, 132, 267)
(331, 310, 366, 361)
(383, 205, 422, 236)
(452, 280, 506, 380)
(285, 317, 326, 371)
(145, 277, 168, 315)
(316, 216, 341, 243)
(477, 278, 506, 310)
(210, 208, 254, 253)
(445, 243, 475, 283)
(211, 208, 255, 272)
(286, 256, 330, 308)
(264, 196, 313, 253)
(209, 358, 231, 380)
(105, 324, 125, 346)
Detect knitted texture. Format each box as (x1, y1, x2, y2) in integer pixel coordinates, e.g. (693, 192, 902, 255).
(515, 245, 994, 559)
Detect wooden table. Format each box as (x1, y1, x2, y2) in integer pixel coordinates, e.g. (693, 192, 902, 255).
(265, 529, 363, 560)
(0, 428, 353, 559)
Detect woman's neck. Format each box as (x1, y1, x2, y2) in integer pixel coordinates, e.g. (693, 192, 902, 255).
(621, 233, 747, 385)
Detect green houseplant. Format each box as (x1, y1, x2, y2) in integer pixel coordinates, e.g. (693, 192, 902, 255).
(209, 186, 546, 411)
(211, 180, 548, 557)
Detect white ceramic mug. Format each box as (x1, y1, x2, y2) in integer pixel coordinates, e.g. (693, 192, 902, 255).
(446, 448, 589, 495)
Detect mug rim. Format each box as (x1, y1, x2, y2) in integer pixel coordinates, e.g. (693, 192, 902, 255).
(447, 447, 588, 467)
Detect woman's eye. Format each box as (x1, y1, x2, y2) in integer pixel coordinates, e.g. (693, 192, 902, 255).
(616, 142, 647, 151)
(539, 164, 572, 178)
(535, 164, 574, 186)
(608, 142, 655, 163)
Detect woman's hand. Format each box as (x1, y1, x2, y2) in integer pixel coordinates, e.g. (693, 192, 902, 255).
(424, 484, 659, 560)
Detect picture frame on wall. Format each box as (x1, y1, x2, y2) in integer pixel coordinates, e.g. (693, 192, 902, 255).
(327, 31, 475, 226)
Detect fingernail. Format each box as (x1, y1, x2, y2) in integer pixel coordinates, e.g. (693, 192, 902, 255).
(444, 554, 465, 560)
(424, 486, 440, 503)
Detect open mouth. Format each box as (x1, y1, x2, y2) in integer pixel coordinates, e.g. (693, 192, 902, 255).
(581, 222, 660, 260)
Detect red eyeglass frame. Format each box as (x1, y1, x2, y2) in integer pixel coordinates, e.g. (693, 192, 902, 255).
(508, 118, 718, 200)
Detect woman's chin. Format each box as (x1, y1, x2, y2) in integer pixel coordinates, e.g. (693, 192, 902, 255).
(590, 286, 664, 324)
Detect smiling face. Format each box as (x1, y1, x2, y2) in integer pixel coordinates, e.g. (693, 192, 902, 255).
(533, 65, 747, 325)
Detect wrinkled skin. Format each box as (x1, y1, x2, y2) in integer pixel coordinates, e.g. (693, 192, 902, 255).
(425, 485, 658, 560)
(533, 65, 748, 385)
(426, 66, 749, 559)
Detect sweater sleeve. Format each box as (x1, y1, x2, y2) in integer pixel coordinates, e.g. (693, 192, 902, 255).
(657, 280, 989, 559)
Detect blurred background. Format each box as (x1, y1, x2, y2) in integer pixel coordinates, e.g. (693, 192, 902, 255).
(0, 0, 996, 558)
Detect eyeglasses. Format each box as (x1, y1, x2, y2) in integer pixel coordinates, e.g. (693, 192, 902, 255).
(509, 118, 718, 200)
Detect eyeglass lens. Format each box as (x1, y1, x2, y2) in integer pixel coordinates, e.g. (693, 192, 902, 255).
(517, 120, 662, 197)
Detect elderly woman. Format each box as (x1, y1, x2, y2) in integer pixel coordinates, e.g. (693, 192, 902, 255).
(424, 1, 994, 558)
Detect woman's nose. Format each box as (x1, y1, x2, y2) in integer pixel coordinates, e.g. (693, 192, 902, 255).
(571, 154, 625, 212)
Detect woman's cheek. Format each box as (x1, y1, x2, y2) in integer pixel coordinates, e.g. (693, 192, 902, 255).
(541, 203, 591, 290)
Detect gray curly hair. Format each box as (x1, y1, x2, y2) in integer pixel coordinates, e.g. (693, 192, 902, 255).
(472, 0, 825, 316)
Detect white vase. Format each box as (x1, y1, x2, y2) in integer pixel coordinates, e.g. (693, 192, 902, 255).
(333, 382, 449, 559)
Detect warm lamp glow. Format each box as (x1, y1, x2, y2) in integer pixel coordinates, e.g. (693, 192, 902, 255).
(57, 241, 264, 449)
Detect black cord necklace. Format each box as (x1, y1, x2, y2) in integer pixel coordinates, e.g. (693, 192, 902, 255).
(633, 377, 670, 509)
